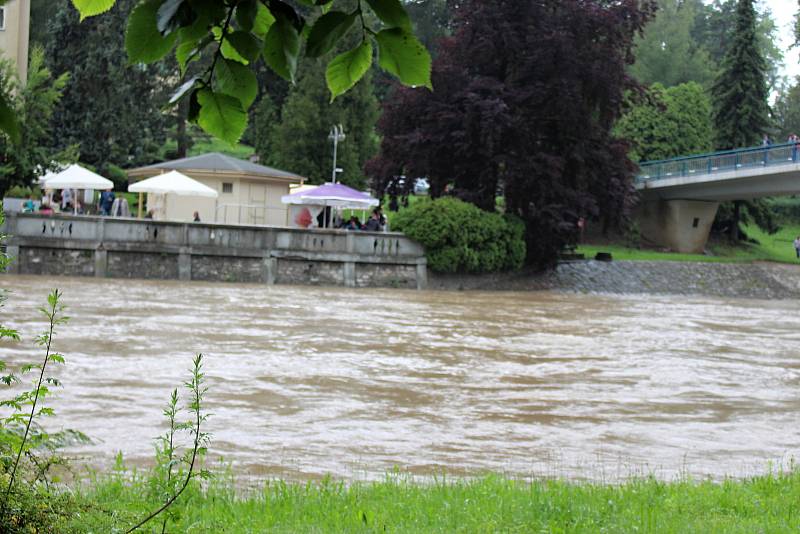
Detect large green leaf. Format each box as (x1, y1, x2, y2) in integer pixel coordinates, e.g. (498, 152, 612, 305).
(235, 0, 258, 32)
(225, 31, 261, 63)
(375, 28, 431, 89)
(306, 11, 356, 58)
(0, 93, 20, 145)
(263, 14, 300, 83)
(365, 0, 411, 31)
(252, 3, 275, 39)
(71, 0, 116, 20)
(326, 40, 372, 101)
(126, 0, 178, 63)
(196, 89, 247, 145)
(175, 25, 213, 73)
(215, 58, 258, 107)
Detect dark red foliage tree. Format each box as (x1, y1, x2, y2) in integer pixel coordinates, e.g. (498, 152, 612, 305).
(367, 0, 656, 268)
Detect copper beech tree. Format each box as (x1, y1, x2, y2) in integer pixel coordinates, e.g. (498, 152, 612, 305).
(368, 0, 658, 268)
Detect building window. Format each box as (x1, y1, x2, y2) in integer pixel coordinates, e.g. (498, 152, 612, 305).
(0, 8, 6, 31)
(222, 183, 233, 193)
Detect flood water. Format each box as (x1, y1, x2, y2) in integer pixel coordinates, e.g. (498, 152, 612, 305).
(2, 274, 800, 482)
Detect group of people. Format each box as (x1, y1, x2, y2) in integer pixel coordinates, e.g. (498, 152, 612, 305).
(761, 133, 800, 146)
(340, 208, 387, 232)
(21, 188, 130, 217)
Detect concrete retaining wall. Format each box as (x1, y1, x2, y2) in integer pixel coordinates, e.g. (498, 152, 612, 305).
(2, 213, 428, 289)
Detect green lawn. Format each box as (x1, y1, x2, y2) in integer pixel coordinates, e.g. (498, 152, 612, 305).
(64, 470, 800, 532)
(579, 223, 800, 264)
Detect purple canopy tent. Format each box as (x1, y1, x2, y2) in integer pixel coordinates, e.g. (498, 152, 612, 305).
(281, 183, 379, 228)
(281, 183, 379, 209)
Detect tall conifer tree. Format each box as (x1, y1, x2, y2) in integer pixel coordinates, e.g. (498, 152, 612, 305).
(710, 0, 776, 241)
(711, 0, 770, 149)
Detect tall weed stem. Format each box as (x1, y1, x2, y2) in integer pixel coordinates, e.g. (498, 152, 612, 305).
(0, 289, 63, 519)
(127, 354, 208, 533)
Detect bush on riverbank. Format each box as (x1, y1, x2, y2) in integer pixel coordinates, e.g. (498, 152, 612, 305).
(393, 197, 525, 273)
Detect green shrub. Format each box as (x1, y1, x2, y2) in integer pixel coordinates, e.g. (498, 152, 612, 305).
(393, 197, 525, 273)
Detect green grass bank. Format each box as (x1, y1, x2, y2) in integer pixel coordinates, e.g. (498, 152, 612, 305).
(578, 223, 800, 264)
(51, 470, 800, 532)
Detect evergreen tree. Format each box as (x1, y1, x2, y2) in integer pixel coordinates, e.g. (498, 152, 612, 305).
(256, 58, 379, 190)
(709, 0, 774, 242)
(45, 0, 168, 173)
(711, 0, 770, 149)
(695, 0, 783, 92)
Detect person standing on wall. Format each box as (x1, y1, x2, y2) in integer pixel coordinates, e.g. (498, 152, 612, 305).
(99, 188, 115, 216)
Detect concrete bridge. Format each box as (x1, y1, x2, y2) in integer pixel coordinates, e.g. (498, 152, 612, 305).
(634, 142, 800, 253)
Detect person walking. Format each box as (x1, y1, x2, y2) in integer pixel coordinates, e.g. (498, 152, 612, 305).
(794, 235, 800, 259)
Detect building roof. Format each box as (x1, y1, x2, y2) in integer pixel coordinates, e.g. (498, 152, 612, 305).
(127, 152, 306, 182)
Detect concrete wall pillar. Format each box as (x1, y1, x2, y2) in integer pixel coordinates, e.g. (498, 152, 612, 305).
(263, 255, 277, 285)
(5, 245, 19, 274)
(96, 217, 105, 241)
(636, 199, 719, 254)
(416, 259, 428, 290)
(94, 246, 107, 278)
(178, 248, 192, 281)
(343, 261, 356, 288)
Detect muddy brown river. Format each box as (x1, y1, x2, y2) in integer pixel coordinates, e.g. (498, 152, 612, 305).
(2, 275, 800, 482)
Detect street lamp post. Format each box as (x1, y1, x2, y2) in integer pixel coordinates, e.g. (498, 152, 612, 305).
(328, 124, 345, 184)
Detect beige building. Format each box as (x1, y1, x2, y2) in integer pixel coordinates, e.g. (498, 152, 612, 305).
(128, 152, 305, 225)
(0, 0, 29, 83)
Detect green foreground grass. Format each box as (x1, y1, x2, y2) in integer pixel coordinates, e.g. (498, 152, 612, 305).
(53, 469, 800, 532)
(578, 223, 800, 264)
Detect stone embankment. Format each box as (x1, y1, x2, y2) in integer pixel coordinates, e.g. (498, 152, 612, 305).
(429, 260, 800, 299)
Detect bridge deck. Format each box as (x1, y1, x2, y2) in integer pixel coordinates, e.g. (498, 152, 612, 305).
(636, 142, 800, 201)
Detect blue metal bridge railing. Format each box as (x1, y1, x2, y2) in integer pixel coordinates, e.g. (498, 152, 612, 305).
(636, 141, 800, 184)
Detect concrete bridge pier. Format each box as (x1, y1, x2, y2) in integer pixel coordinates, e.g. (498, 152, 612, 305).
(635, 199, 719, 254)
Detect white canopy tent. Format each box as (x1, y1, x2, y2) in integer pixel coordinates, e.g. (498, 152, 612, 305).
(129, 170, 218, 220)
(128, 170, 219, 198)
(42, 164, 114, 214)
(43, 164, 113, 190)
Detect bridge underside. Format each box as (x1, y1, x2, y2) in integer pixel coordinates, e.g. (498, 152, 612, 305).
(633, 165, 800, 253)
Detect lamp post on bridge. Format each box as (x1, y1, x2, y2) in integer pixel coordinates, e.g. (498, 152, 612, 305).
(328, 124, 346, 184)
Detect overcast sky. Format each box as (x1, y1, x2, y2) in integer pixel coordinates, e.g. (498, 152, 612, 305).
(762, 0, 799, 79)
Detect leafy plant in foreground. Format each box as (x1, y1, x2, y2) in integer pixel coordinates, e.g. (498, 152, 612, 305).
(0, 289, 70, 527)
(126, 354, 210, 533)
